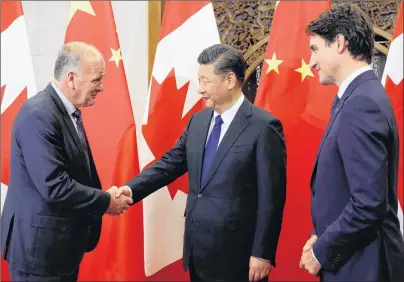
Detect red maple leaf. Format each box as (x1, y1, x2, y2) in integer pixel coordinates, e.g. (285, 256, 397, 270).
(142, 68, 204, 199)
(1, 85, 28, 184)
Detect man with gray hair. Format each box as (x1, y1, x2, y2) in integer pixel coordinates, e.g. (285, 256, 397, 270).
(117, 43, 287, 281)
(0, 41, 133, 281)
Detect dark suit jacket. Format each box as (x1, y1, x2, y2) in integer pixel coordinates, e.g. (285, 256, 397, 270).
(126, 97, 287, 281)
(311, 70, 404, 281)
(0, 83, 110, 277)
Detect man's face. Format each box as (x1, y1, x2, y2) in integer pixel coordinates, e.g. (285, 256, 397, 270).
(197, 63, 232, 112)
(309, 34, 340, 85)
(73, 56, 105, 107)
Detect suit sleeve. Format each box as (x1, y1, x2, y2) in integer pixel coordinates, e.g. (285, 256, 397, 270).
(125, 116, 192, 203)
(17, 109, 110, 215)
(251, 118, 287, 266)
(312, 96, 389, 271)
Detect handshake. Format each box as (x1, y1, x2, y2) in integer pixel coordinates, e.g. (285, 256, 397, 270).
(105, 185, 133, 216)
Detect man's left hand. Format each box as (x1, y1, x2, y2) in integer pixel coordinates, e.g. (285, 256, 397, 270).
(300, 249, 321, 276)
(249, 256, 271, 282)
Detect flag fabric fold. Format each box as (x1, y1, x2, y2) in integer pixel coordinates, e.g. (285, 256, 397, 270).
(254, 1, 334, 280)
(382, 2, 403, 235)
(63, 1, 140, 280)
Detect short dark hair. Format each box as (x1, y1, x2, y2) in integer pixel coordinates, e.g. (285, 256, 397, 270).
(305, 4, 374, 64)
(197, 44, 246, 84)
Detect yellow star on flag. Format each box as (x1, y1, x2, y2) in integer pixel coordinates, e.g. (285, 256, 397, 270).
(68, 1, 96, 25)
(265, 52, 283, 75)
(294, 58, 314, 82)
(109, 48, 123, 68)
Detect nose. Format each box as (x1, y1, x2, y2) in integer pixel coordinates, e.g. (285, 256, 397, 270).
(309, 55, 316, 69)
(197, 84, 205, 95)
(98, 82, 104, 92)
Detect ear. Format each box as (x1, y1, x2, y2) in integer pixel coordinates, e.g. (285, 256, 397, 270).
(67, 71, 76, 90)
(335, 34, 348, 54)
(226, 72, 237, 89)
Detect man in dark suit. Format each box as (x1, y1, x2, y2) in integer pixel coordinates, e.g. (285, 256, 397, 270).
(300, 5, 404, 281)
(0, 41, 133, 281)
(117, 44, 286, 281)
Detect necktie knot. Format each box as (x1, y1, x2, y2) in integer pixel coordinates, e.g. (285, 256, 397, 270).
(72, 109, 82, 121)
(215, 115, 223, 126)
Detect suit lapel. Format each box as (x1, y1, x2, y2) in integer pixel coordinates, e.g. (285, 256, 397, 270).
(44, 83, 91, 175)
(200, 99, 252, 192)
(310, 70, 378, 188)
(195, 110, 213, 191)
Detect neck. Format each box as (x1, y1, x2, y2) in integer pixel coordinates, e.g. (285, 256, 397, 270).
(215, 90, 242, 114)
(335, 60, 369, 87)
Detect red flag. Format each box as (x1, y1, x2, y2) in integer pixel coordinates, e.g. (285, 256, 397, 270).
(1, 1, 36, 280)
(138, 1, 220, 279)
(255, 1, 335, 280)
(382, 2, 403, 235)
(64, 1, 140, 280)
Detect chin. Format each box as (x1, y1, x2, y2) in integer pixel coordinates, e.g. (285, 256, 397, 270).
(204, 100, 214, 109)
(319, 77, 334, 85)
(83, 100, 96, 107)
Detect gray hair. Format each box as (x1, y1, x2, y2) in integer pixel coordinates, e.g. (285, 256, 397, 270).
(197, 44, 246, 84)
(53, 41, 101, 80)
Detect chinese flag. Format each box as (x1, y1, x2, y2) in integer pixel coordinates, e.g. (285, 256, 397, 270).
(1, 1, 37, 280)
(64, 1, 141, 280)
(382, 2, 403, 235)
(255, 1, 335, 281)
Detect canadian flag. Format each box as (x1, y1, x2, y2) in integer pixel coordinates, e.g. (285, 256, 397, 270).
(382, 2, 403, 235)
(1, 1, 36, 280)
(139, 1, 220, 277)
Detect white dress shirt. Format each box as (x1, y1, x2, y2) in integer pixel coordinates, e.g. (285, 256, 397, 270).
(51, 82, 78, 132)
(205, 93, 244, 147)
(312, 64, 373, 265)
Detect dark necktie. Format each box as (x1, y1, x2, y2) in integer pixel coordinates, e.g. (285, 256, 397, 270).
(201, 115, 223, 186)
(331, 95, 340, 117)
(72, 109, 90, 171)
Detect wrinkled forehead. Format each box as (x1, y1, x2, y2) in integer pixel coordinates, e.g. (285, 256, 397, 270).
(82, 56, 105, 73)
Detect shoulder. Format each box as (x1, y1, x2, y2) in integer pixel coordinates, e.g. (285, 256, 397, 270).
(15, 90, 59, 130)
(250, 104, 283, 132)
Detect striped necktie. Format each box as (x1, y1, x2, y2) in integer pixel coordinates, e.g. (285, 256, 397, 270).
(72, 109, 90, 171)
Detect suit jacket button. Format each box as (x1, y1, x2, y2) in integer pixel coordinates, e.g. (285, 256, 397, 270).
(197, 194, 202, 199)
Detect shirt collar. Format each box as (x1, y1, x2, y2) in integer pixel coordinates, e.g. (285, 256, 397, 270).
(337, 65, 373, 98)
(213, 94, 245, 125)
(51, 82, 77, 116)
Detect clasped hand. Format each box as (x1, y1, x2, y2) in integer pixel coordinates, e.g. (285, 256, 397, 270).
(106, 186, 133, 216)
(299, 235, 321, 276)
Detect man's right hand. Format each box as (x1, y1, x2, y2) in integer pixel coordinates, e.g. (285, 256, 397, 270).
(106, 186, 133, 215)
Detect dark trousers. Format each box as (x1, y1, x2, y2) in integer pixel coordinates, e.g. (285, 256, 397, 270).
(189, 256, 268, 282)
(9, 267, 79, 282)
